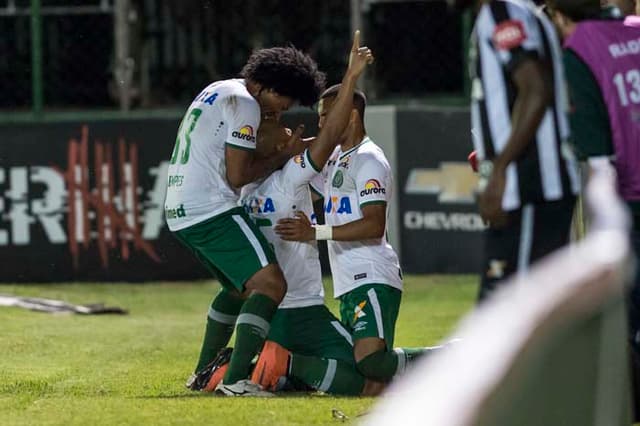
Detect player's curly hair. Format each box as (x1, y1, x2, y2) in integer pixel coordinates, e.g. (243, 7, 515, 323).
(240, 46, 326, 107)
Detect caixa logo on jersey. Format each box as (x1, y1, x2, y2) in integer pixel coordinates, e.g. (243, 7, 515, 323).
(244, 197, 276, 214)
(360, 179, 386, 197)
(325, 196, 352, 214)
(231, 125, 256, 143)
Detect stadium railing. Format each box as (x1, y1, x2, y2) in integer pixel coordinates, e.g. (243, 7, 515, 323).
(365, 166, 634, 426)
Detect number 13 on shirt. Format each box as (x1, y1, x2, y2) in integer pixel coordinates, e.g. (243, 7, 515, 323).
(170, 108, 203, 165)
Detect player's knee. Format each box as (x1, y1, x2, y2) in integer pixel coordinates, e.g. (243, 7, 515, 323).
(356, 350, 387, 381)
(353, 337, 386, 363)
(266, 266, 287, 300)
(250, 264, 287, 303)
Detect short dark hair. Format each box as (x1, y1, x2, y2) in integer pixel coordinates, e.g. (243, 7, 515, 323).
(240, 46, 326, 107)
(547, 0, 600, 20)
(320, 84, 367, 120)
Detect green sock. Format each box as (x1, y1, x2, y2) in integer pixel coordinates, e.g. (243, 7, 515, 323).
(289, 354, 365, 395)
(356, 347, 434, 381)
(223, 293, 278, 384)
(194, 290, 244, 372)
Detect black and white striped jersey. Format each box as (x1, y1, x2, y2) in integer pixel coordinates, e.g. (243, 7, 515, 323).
(469, 0, 580, 211)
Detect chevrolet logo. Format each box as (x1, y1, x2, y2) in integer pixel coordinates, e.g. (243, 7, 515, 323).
(404, 162, 478, 204)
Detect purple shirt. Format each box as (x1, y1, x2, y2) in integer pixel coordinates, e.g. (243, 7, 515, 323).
(566, 21, 640, 201)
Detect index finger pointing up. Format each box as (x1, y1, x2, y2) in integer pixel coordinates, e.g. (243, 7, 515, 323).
(352, 30, 360, 52)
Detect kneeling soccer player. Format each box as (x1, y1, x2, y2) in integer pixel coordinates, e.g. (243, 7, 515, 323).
(275, 83, 433, 384)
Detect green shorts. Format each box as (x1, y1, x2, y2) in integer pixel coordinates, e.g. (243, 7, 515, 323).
(174, 207, 277, 293)
(339, 284, 402, 350)
(267, 304, 355, 364)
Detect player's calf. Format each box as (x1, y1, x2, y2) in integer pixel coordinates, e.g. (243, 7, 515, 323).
(354, 337, 439, 382)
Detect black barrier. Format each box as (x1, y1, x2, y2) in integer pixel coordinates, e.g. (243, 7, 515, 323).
(0, 119, 208, 282)
(0, 107, 483, 282)
(396, 108, 484, 273)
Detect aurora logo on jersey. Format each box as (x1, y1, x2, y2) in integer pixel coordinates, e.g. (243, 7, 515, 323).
(232, 125, 256, 143)
(244, 197, 276, 214)
(360, 179, 386, 197)
(325, 196, 352, 214)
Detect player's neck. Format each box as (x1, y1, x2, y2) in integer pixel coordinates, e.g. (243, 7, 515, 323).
(245, 79, 261, 99)
(339, 127, 365, 153)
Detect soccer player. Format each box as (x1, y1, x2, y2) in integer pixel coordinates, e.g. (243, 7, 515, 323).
(275, 87, 431, 383)
(165, 46, 325, 396)
(466, 0, 580, 301)
(544, 0, 640, 416)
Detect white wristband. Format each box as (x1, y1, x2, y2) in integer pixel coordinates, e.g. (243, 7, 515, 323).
(314, 225, 333, 240)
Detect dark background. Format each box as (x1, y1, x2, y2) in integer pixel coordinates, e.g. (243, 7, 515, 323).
(0, 0, 468, 109)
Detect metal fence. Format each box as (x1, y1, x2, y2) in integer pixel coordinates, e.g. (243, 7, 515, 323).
(1, 0, 471, 116)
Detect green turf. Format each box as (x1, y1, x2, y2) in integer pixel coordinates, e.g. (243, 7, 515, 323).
(0, 275, 477, 426)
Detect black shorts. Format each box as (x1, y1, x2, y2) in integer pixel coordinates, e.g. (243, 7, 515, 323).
(478, 197, 576, 302)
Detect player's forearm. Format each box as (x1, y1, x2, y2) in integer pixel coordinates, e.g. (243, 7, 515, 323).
(494, 62, 550, 172)
(494, 92, 547, 170)
(308, 73, 359, 166)
(329, 217, 385, 241)
(228, 151, 290, 188)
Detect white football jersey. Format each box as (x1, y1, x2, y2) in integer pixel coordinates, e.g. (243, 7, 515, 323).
(165, 79, 261, 231)
(310, 136, 403, 298)
(240, 149, 325, 309)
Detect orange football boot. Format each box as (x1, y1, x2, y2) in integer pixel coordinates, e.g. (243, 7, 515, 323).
(250, 340, 291, 391)
(203, 364, 229, 392)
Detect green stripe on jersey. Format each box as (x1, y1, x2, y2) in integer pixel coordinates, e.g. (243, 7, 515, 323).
(309, 184, 323, 198)
(225, 142, 255, 152)
(339, 137, 370, 159)
(360, 200, 387, 209)
(305, 149, 322, 173)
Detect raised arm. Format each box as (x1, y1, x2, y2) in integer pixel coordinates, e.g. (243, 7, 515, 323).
(306, 30, 374, 169)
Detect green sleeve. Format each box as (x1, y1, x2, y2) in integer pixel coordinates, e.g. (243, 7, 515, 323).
(563, 49, 613, 160)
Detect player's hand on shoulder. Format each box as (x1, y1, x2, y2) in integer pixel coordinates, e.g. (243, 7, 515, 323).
(275, 211, 314, 241)
(347, 30, 374, 79)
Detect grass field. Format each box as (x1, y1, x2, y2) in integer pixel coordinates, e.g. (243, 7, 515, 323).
(0, 275, 477, 426)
